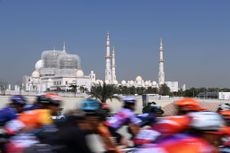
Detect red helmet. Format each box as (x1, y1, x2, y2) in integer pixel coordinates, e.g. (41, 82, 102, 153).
(153, 115, 191, 136)
(175, 98, 204, 112)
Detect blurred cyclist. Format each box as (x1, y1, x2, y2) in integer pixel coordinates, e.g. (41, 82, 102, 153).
(0, 95, 27, 126)
(106, 96, 142, 146)
(136, 112, 224, 153)
(0, 95, 27, 153)
(80, 98, 121, 153)
(16, 93, 62, 131)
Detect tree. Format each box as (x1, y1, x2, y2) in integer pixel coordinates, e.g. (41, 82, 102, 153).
(89, 83, 119, 103)
(69, 84, 78, 93)
(159, 84, 170, 96)
(145, 87, 158, 94)
(79, 86, 87, 93)
(136, 87, 145, 95)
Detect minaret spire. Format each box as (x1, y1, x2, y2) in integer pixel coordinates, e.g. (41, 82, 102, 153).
(63, 41, 67, 53)
(158, 38, 165, 86)
(105, 32, 112, 83)
(111, 47, 117, 83)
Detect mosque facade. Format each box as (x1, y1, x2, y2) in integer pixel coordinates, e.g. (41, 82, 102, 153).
(104, 33, 179, 92)
(22, 33, 179, 94)
(22, 44, 96, 93)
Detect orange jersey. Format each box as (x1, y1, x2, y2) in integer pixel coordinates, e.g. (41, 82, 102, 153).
(18, 109, 53, 129)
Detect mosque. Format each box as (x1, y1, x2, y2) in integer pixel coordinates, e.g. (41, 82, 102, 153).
(103, 33, 179, 92)
(22, 33, 179, 93)
(22, 44, 96, 93)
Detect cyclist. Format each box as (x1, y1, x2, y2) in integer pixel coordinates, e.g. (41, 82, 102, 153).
(106, 96, 142, 145)
(0, 95, 27, 126)
(18, 93, 62, 130)
(136, 112, 224, 153)
(80, 98, 121, 153)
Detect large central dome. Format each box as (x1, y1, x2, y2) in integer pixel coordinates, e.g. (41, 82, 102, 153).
(41, 50, 65, 68)
(58, 54, 80, 69)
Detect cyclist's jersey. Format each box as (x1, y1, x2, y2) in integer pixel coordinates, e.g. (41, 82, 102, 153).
(134, 128, 161, 145)
(106, 108, 142, 129)
(17, 109, 53, 129)
(136, 134, 219, 153)
(0, 107, 17, 126)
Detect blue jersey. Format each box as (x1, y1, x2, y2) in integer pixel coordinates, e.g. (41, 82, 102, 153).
(0, 107, 17, 126)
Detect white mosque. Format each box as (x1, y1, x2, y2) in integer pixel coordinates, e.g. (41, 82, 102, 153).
(22, 43, 96, 93)
(102, 33, 179, 92)
(22, 33, 180, 93)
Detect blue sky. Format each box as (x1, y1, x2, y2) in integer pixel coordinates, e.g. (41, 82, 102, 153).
(0, 0, 230, 88)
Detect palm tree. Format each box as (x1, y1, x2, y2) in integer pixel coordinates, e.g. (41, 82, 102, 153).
(89, 82, 120, 103)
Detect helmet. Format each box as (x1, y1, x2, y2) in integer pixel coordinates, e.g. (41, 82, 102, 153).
(80, 99, 100, 112)
(175, 98, 203, 111)
(123, 96, 136, 104)
(218, 103, 230, 111)
(10, 95, 27, 106)
(188, 112, 225, 131)
(36, 93, 62, 106)
(153, 115, 191, 135)
(149, 103, 164, 115)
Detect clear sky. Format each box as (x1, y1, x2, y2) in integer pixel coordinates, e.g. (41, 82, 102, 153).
(0, 0, 229, 88)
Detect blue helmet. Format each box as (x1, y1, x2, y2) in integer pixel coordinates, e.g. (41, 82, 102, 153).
(122, 96, 136, 104)
(80, 99, 100, 112)
(10, 95, 27, 106)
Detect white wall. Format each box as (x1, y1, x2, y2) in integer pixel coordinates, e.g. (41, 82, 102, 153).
(219, 92, 230, 100)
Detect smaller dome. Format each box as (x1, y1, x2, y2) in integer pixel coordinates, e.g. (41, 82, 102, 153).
(145, 81, 150, 86)
(35, 60, 44, 70)
(129, 80, 134, 85)
(76, 69, 84, 77)
(105, 80, 110, 84)
(32, 70, 40, 78)
(136, 76, 142, 82)
(113, 80, 118, 84)
(121, 80, 126, 85)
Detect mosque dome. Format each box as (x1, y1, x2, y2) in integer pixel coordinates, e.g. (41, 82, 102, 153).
(129, 80, 134, 85)
(145, 81, 151, 86)
(121, 80, 126, 85)
(32, 70, 40, 78)
(136, 76, 143, 82)
(113, 80, 118, 85)
(41, 50, 65, 68)
(58, 54, 80, 69)
(152, 81, 157, 85)
(76, 69, 84, 77)
(35, 60, 44, 70)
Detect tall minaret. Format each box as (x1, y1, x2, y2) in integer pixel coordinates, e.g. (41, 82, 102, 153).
(158, 38, 165, 86)
(105, 32, 112, 83)
(111, 47, 117, 83)
(63, 41, 67, 53)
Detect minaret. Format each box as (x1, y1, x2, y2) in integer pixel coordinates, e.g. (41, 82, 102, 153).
(158, 38, 165, 86)
(105, 32, 112, 83)
(111, 47, 117, 83)
(63, 41, 67, 53)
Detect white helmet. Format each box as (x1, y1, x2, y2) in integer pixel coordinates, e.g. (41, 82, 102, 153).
(218, 103, 230, 111)
(188, 111, 225, 131)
